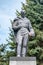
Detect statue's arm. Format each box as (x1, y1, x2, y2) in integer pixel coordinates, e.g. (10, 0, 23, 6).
(12, 21, 21, 30)
(28, 20, 35, 36)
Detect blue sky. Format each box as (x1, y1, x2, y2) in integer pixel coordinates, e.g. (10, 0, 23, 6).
(0, 0, 25, 44)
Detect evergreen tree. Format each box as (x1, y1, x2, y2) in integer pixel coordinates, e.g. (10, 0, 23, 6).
(0, 44, 8, 65)
(21, 0, 43, 65)
(6, 27, 16, 57)
(5, 0, 43, 65)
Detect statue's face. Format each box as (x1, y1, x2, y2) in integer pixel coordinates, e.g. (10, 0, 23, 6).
(21, 11, 25, 18)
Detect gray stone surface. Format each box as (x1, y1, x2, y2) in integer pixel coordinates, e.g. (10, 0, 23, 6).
(9, 57, 36, 65)
(12, 16, 35, 57)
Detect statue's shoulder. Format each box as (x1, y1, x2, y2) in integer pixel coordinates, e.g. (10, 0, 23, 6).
(24, 17, 29, 20)
(24, 17, 30, 21)
(13, 18, 19, 22)
(13, 17, 21, 22)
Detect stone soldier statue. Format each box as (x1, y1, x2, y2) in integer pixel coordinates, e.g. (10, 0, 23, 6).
(12, 10, 35, 57)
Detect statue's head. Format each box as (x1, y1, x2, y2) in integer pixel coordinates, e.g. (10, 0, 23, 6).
(21, 10, 25, 18)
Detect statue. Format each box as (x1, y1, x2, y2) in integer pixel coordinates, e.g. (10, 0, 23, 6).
(12, 10, 35, 57)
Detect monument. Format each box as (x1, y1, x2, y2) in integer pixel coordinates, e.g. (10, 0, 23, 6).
(9, 10, 36, 65)
(9, 57, 36, 65)
(12, 10, 35, 57)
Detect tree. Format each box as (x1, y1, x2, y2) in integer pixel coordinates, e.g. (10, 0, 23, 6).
(6, 27, 16, 57)
(20, 0, 43, 65)
(0, 44, 8, 65)
(3, 0, 43, 65)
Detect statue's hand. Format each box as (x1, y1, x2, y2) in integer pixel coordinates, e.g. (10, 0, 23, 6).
(28, 31, 35, 37)
(28, 32, 32, 36)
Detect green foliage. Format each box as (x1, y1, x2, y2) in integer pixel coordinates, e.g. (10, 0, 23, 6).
(21, 0, 43, 65)
(0, 0, 43, 65)
(5, 0, 43, 65)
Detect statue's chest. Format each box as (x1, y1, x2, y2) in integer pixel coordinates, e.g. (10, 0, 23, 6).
(18, 19, 28, 25)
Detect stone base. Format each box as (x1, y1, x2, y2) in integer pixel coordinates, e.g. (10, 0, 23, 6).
(9, 57, 36, 65)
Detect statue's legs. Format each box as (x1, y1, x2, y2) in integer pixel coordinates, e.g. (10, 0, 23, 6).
(22, 34, 29, 57)
(17, 34, 23, 57)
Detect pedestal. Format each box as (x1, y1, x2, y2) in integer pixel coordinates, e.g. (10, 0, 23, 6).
(9, 57, 36, 65)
